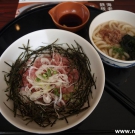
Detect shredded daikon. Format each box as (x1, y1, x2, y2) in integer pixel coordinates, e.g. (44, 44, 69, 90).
(20, 52, 78, 107)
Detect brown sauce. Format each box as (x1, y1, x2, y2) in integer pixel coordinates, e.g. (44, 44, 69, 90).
(59, 14, 82, 27)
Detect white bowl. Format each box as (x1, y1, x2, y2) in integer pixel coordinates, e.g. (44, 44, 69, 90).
(0, 29, 105, 134)
(89, 10, 135, 68)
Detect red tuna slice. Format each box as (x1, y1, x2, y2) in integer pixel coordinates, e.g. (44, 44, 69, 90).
(62, 56, 70, 66)
(22, 67, 37, 87)
(68, 74, 74, 83)
(72, 69, 79, 81)
(61, 85, 74, 94)
(22, 77, 32, 88)
(29, 67, 37, 79)
(51, 53, 62, 65)
(67, 85, 74, 92)
(57, 67, 66, 74)
(22, 70, 30, 87)
(61, 87, 67, 94)
(33, 57, 42, 68)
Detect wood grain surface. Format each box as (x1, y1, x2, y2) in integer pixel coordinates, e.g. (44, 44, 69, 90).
(0, 0, 18, 29)
(0, 0, 135, 29)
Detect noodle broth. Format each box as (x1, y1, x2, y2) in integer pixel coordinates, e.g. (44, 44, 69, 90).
(92, 20, 135, 61)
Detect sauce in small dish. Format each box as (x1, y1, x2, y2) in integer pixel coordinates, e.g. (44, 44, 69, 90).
(48, 2, 90, 32)
(59, 14, 82, 27)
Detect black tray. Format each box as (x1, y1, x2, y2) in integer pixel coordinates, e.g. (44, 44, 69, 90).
(0, 4, 135, 135)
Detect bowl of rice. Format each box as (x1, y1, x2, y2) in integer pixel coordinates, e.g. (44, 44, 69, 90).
(89, 10, 135, 68)
(0, 29, 105, 134)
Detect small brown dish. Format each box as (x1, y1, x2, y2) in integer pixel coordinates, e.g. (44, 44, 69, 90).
(48, 2, 90, 32)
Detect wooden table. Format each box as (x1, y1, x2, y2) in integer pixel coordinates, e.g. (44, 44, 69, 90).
(0, 0, 135, 30)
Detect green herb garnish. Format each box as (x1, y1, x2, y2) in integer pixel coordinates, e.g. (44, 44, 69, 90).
(46, 69, 51, 77)
(112, 47, 124, 55)
(35, 77, 40, 82)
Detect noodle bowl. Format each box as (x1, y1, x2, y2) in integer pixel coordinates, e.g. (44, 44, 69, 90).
(89, 10, 135, 68)
(92, 20, 135, 61)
